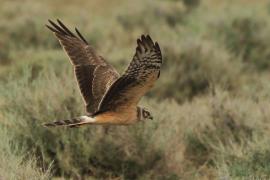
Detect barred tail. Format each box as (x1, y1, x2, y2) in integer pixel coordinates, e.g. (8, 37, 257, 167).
(43, 116, 96, 128)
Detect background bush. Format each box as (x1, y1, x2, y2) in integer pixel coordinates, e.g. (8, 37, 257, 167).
(1, 0, 270, 179)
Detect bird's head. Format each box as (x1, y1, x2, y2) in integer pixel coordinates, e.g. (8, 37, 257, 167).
(139, 107, 153, 121)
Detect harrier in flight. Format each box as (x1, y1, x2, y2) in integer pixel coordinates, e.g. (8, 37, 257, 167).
(44, 19, 162, 128)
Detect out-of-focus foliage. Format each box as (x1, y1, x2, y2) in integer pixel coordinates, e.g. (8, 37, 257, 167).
(1, 0, 270, 179)
(0, 129, 51, 180)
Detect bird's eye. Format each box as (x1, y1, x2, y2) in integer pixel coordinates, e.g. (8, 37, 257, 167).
(143, 110, 148, 117)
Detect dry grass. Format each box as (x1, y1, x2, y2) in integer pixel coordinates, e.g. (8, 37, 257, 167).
(1, 0, 270, 179)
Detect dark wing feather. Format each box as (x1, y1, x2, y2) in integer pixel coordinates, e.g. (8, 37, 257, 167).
(96, 35, 162, 114)
(46, 19, 119, 115)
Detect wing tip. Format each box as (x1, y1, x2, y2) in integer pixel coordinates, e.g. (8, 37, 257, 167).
(137, 38, 142, 44)
(48, 19, 53, 24)
(154, 42, 160, 49)
(75, 27, 89, 44)
(46, 19, 73, 36)
(56, 18, 62, 25)
(46, 19, 89, 45)
(136, 34, 162, 55)
(139, 34, 155, 47)
(141, 34, 146, 41)
(145, 34, 153, 43)
(138, 34, 161, 51)
(45, 24, 55, 32)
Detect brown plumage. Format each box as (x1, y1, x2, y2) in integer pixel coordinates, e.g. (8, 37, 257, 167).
(43, 19, 162, 128)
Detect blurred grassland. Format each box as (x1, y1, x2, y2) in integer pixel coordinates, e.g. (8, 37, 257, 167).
(1, 0, 270, 179)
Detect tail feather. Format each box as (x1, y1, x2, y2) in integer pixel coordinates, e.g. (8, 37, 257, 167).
(43, 116, 95, 128)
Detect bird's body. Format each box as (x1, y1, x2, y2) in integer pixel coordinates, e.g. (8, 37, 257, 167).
(44, 19, 162, 128)
(93, 107, 138, 125)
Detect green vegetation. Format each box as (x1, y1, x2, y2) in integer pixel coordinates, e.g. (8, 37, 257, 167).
(0, 129, 51, 179)
(1, 0, 270, 179)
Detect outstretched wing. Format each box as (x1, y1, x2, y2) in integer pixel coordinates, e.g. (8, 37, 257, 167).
(46, 19, 119, 115)
(96, 35, 162, 114)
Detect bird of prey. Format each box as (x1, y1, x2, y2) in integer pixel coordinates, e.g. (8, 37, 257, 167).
(44, 19, 162, 128)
